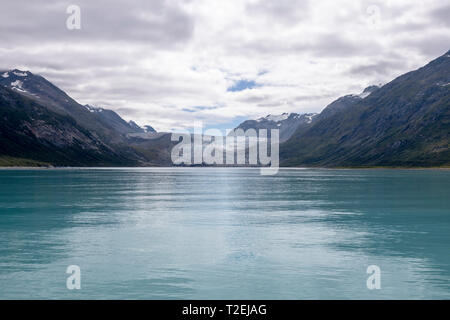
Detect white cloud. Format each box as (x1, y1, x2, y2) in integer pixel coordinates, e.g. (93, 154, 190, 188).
(0, 0, 448, 131)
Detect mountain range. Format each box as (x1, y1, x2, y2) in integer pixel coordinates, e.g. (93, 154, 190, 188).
(0, 70, 171, 166)
(0, 50, 449, 167)
(234, 112, 318, 142)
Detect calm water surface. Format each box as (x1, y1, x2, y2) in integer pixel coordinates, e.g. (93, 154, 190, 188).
(0, 168, 449, 299)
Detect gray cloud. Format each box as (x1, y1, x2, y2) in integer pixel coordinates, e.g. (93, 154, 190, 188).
(0, 0, 194, 47)
(397, 33, 450, 57)
(293, 93, 336, 101)
(348, 60, 408, 76)
(430, 3, 450, 27)
(231, 32, 383, 58)
(246, 0, 310, 25)
(238, 95, 271, 104)
(0, 0, 448, 131)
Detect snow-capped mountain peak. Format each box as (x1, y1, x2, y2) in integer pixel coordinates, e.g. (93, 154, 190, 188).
(304, 113, 318, 123)
(260, 113, 290, 122)
(0, 69, 40, 96)
(234, 112, 318, 142)
(256, 112, 318, 124)
(127, 120, 142, 130)
(1, 69, 30, 78)
(12, 70, 28, 77)
(126, 121, 156, 133)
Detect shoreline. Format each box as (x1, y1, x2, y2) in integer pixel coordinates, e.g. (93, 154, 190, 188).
(1, 165, 449, 170)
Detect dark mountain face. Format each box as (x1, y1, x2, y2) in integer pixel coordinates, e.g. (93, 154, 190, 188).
(0, 71, 143, 145)
(127, 120, 145, 133)
(0, 86, 138, 166)
(281, 50, 450, 167)
(0, 69, 93, 120)
(83, 104, 144, 135)
(0, 70, 163, 166)
(234, 112, 318, 142)
(318, 86, 380, 120)
(125, 121, 156, 133)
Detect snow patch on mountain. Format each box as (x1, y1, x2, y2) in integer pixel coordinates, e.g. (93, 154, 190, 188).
(10, 80, 27, 93)
(266, 113, 289, 122)
(2, 72, 9, 78)
(128, 120, 143, 131)
(255, 112, 319, 124)
(350, 85, 380, 99)
(84, 104, 104, 113)
(305, 113, 318, 123)
(13, 71, 28, 77)
(257, 113, 290, 122)
(358, 91, 371, 99)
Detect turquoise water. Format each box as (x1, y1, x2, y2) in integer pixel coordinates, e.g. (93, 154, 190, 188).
(0, 168, 449, 299)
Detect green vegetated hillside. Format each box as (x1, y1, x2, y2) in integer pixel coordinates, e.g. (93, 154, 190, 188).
(280, 50, 450, 167)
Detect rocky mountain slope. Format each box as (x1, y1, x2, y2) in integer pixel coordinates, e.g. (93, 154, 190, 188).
(0, 85, 137, 166)
(234, 112, 318, 142)
(281, 50, 450, 167)
(0, 70, 166, 166)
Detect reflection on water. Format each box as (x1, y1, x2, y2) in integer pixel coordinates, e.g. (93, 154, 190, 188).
(0, 168, 449, 299)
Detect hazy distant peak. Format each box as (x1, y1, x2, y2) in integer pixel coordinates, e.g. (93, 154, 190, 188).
(143, 125, 156, 133)
(127, 121, 156, 133)
(257, 113, 290, 122)
(128, 120, 141, 130)
(233, 112, 318, 142)
(303, 113, 318, 123)
(256, 112, 318, 124)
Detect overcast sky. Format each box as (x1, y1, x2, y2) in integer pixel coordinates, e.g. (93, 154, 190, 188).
(0, 0, 449, 131)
